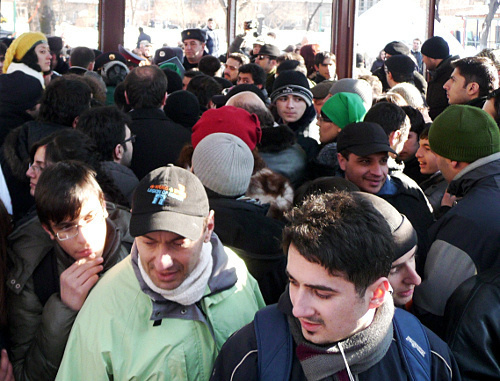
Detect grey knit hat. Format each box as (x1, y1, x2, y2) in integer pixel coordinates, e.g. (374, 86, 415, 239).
(329, 78, 373, 109)
(192, 133, 254, 197)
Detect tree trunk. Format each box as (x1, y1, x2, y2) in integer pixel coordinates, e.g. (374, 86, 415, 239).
(480, 0, 500, 50)
(306, 0, 323, 32)
(435, 0, 441, 23)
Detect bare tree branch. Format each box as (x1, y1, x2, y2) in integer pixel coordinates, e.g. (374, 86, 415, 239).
(480, 0, 500, 50)
(306, 0, 323, 32)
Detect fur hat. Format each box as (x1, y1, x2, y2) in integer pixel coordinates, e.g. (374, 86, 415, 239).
(329, 78, 373, 109)
(421, 36, 450, 59)
(3, 32, 47, 73)
(271, 70, 313, 107)
(429, 105, 500, 162)
(181, 29, 207, 43)
(192, 133, 254, 197)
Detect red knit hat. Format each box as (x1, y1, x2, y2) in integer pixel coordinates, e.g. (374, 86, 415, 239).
(191, 106, 262, 150)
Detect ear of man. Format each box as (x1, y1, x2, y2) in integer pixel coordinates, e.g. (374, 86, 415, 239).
(367, 278, 390, 309)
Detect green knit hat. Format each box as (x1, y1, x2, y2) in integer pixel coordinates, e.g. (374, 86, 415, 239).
(429, 105, 500, 162)
(321, 92, 367, 129)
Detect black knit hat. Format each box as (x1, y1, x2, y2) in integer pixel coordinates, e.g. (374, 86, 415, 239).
(0, 71, 43, 111)
(270, 70, 313, 106)
(421, 36, 450, 59)
(385, 55, 415, 76)
(384, 41, 409, 56)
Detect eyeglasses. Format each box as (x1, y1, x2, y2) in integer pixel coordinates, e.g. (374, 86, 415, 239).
(55, 211, 104, 241)
(121, 134, 136, 145)
(257, 55, 269, 61)
(317, 114, 332, 123)
(28, 162, 44, 174)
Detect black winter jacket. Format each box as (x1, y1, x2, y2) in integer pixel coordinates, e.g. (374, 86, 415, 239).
(444, 269, 500, 381)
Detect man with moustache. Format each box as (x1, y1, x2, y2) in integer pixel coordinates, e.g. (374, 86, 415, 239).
(181, 28, 208, 70)
(223, 53, 249, 84)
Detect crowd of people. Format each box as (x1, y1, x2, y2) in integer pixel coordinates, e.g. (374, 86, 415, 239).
(0, 21, 498, 381)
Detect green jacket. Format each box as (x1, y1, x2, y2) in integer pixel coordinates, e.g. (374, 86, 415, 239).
(6, 202, 132, 381)
(56, 234, 265, 381)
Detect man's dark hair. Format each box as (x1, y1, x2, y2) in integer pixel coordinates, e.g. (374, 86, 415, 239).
(451, 56, 498, 97)
(227, 52, 250, 66)
(76, 106, 132, 161)
(186, 74, 222, 109)
(198, 55, 221, 77)
(38, 76, 92, 126)
(124, 65, 168, 109)
(401, 105, 426, 136)
(283, 192, 393, 296)
(184, 69, 202, 79)
(35, 161, 105, 228)
(70, 47, 95, 69)
(30, 129, 128, 206)
(238, 63, 266, 86)
(314, 51, 334, 67)
(364, 102, 408, 135)
(419, 125, 431, 140)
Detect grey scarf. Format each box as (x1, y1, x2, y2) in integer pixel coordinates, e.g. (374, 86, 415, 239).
(289, 298, 395, 381)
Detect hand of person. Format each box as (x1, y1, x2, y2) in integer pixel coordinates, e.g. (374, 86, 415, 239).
(60, 254, 104, 311)
(441, 191, 457, 207)
(0, 350, 13, 381)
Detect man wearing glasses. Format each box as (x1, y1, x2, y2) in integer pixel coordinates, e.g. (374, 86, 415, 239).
(7, 161, 129, 381)
(255, 44, 280, 94)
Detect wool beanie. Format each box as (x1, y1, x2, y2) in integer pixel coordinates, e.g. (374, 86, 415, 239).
(429, 105, 500, 162)
(421, 36, 450, 59)
(271, 70, 313, 107)
(384, 41, 410, 56)
(385, 55, 415, 76)
(164, 90, 200, 130)
(192, 133, 254, 197)
(329, 78, 373, 109)
(0, 71, 43, 111)
(3, 32, 47, 73)
(353, 192, 417, 261)
(191, 105, 261, 150)
(321, 92, 367, 129)
(311, 80, 334, 99)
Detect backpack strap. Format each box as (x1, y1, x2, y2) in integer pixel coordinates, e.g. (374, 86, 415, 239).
(254, 304, 293, 381)
(393, 308, 432, 381)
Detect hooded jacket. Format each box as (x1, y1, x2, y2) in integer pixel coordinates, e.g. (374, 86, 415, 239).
(55, 233, 264, 381)
(413, 153, 500, 336)
(6, 203, 131, 381)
